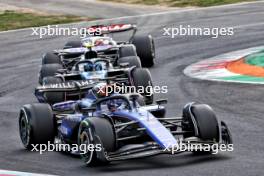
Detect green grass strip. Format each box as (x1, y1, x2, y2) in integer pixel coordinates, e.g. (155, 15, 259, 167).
(0, 10, 92, 31)
(101, 0, 255, 7)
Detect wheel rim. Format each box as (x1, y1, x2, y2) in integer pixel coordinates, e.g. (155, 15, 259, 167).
(19, 111, 30, 146)
(80, 130, 93, 164)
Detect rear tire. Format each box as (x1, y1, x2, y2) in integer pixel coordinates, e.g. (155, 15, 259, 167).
(64, 41, 82, 49)
(42, 52, 61, 65)
(132, 35, 155, 67)
(119, 45, 137, 58)
(118, 56, 141, 68)
(42, 76, 65, 104)
(19, 103, 55, 150)
(39, 64, 63, 84)
(78, 117, 115, 166)
(131, 68, 153, 104)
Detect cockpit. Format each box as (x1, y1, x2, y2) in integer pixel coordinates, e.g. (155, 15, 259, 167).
(72, 59, 111, 72)
(98, 97, 130, 113)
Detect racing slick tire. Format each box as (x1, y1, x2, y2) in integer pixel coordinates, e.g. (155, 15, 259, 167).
(119, 45, 137, 58)
(78, 117, 116, 166)
(64, 41, 83, 49)
(39, 63, 63, 84)
(131, 68, 153, 104)
(118, 56, 142, 68)
(191, 104, 219, 141)
(19, 103, 55, 150)
(182, 104, 220, 154)
(42, 52, 61, 65)
(132, 35, 155, 67)
(42, 76, 65, 104)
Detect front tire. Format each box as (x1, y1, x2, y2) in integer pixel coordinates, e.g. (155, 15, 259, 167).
(183, 104, 219, 141)
(182, 103, 220, 154)
(118, 56, 141, 68)
(42, 76, 65, 104)
(78, 117, 116, 166)
(19, 103, 55, 150)
(39, 63, 63, 84)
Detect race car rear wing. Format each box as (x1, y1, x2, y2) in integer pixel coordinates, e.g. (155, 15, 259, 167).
(36, 77, 128, 92)
(35, 77, 129, 103)
(86, 24, 136, 34)
(85, 24, 137, 42)
(36, 80, 96, 92)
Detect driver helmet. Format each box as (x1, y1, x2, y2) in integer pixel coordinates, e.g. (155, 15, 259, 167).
(94, 37, 116, 46)
(83, 62, 94, 72)
(94, 38, 105, 46)
(94, 62, 106, 71)
(107, 99, 123, 112)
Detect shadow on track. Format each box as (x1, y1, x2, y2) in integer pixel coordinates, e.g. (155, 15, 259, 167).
(77, 153, 231, 172)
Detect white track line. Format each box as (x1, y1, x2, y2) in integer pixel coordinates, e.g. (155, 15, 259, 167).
(0, 169, 57, 176)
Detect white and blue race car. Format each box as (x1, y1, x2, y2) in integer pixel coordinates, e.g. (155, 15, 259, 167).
(19, 87, 232, 166)
(39, 24, 155, 83)
(36, 58, 154, 104)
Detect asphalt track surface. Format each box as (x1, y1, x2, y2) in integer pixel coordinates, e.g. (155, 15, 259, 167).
(0, 0, 172, 18)
(1, 1, 264, 176)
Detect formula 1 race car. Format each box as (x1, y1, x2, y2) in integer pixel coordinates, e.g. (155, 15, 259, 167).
(40, 24, 155, 77)
(19, 92, 232, 166)
(39, 53, 142, 84)
(36, 59, 153, 104)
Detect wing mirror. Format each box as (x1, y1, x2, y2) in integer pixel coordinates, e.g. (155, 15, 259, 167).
(81, 107, 97, 116)
(75, 103, 96, 115)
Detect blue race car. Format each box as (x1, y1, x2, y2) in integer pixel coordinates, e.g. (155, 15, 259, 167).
(39, 53, 142, 85)
(36, 59, 153, 105)
(19, 86, 232, 166)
